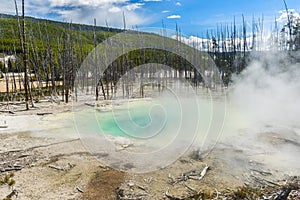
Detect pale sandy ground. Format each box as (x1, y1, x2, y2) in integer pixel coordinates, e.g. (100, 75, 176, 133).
(0, 75, 61, 93)
(0, 101, 299, 200)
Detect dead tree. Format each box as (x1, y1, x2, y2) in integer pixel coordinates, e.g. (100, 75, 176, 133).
(94, 18, 106, 101)
(21, 0, 30, 110)
(45, 23, 56, 96)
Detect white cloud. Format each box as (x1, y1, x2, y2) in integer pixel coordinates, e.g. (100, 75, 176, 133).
(0, 0, 50, 16)
(109, 7, 122, 13)
(167, 15, 181, 19)
(175, 34, 265, 52)
(162, 10, 170, 13)
(171, 35, 209, 50)
(125, 3, 144, 11)
(56, 5, 150, 28)
(175, 2, 181, 6)
(277, 9, 300, 23)
(1, 0, 154, 29)
(48, 0, 127, 7)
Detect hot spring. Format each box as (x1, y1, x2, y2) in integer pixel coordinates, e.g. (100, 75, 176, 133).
(72, 84, 300, 174)
(72, 86, 230, 172)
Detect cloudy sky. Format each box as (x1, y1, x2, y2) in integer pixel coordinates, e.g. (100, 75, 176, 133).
(1, 0, 300, 36)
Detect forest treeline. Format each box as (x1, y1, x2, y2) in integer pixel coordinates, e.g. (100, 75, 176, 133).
(0, 13, 120, 105)
(0, 11, 299, 108)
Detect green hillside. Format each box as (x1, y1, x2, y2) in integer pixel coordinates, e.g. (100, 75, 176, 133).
(0, 14, 123, 102)
(0, 13, 121, 54)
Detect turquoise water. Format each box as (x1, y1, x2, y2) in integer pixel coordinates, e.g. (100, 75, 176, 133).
(94, 101, 171, 139)
(74, 97, 227, 145)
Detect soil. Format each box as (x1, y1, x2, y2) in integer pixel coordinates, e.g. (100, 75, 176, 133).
(83, 169, 125, 200)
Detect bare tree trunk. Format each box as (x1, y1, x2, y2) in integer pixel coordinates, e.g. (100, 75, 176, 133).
(22, 0, 29, 110)
(29, 27, 43, 98)
(65, 34, 70, 104)
(283, 0, 292, 50)
(13, 0, 22, 100)
(94, 18, 106, 100)
(45, 23, 56, 95)
(12, 70, 17, 93)
(140, 48, 145, 98)
(5, 63, 9, 100)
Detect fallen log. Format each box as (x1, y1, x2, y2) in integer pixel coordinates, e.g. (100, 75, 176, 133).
(37, 112, 53, 116)
(169, 165, 210, 185)
(250, 168, 272, 176)
(18, 154, 30, 158)
(26, 138, 80, 151)
(0, 139, 79, 156)
(0, 110, 15, 114)
(84, 102, 95, 107)
(184, 183, 196, 192)
(250, 174, 281, 187)
(76, 186, 84, 193)
(6, 189, 18, 199)
(48, 165, 64, 171)
(1, 166, 23, 172)
(136, 184, 147, 191)
(199, 165, 209, 180)
(274, 188, 292, 200)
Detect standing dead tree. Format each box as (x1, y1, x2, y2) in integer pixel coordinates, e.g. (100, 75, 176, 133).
(94, 18, 106, 101)
(21, 0, 30, 110)
(44, 22, 57, 97)
(283, 0, 292, 50)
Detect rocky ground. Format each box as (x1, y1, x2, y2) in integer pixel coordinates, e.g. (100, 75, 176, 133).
(0, 101, 300, 200)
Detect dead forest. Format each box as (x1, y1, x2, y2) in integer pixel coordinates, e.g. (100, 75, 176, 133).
(0, 1, 300, 110)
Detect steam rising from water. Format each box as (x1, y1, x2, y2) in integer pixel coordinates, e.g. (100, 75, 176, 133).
(230, 51, 300, 128)
(223, 51, 300, 174)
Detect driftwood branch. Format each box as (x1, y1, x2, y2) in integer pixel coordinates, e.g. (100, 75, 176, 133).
(6, 189, 18, 199)
(136, 184, 147, 192)
(199, 165, 209, 180)
(76, 186, 84, 193)
(37, 112, 53, 116)
(274, 188, 292, 200)
(48, 163, 75, 171)
(250, 168, 272, 176)
(0, 139, 80, 156)
(168, 165, 210, 185)
(184, 183, 196, 192)
(48, 165, 64, 171)
(0, 110, 15, 114)
(250, 174, 281, 187)
(1, 166, 23, 172)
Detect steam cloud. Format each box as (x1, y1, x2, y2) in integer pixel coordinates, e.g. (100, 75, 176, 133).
(230, 51, 300, 129)
(220, 51, 300, 174)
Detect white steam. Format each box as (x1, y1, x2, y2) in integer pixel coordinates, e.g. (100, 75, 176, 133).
(230, 51, 300, 128)
(220, 51, 300, 174)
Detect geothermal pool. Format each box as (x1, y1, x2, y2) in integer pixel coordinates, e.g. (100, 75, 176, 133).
(72, 91, 231, 172)
(74, 96, 225, 142)
(96, 101, 170, 139)
(71, 92, 300, 174)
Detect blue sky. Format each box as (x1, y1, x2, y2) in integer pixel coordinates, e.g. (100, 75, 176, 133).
(1, 0, 300, 37)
